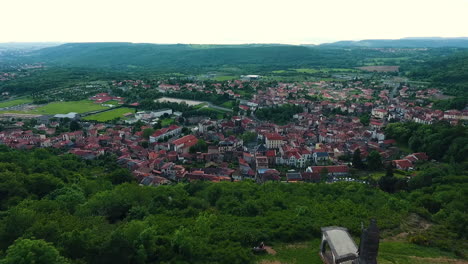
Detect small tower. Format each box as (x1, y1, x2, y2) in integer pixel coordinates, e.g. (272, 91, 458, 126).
(319, 220, 380, 264)
(357, 219, 379, 264)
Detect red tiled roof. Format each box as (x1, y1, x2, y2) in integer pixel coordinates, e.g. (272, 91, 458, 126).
(265, 133, 283, 141)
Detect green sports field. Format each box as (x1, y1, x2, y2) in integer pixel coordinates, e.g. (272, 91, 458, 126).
(31, 100, 108, 115)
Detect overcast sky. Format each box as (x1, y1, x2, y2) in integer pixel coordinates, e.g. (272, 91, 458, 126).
(2, 0, 467, 44)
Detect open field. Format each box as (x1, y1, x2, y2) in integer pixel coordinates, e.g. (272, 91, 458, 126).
(256, 241, 465, 264)
(83, 107, 135, 122)
(0, 98, 33, 108)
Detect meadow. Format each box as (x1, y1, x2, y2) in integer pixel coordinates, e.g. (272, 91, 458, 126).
(83, 107, 135, 122)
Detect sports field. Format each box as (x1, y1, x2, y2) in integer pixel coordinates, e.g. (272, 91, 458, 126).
(31, 100, 108, 115)
(83, 107, 135, 122)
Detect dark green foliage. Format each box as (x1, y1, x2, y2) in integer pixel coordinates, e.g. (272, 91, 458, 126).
(69, 120, 81, 132)
(359, 114, 370, 126)
(352, 149, 364, 169)
(432, 97, 468, 111)
(385, 122, 467, 162)
(189, 139, 208, 153)
(241, 132, 257, 143)
(367, 151, 383, 171)
(1, 238, 69, 264)
(0, 147, 466, 262)
(255, 104, 303, 125)
(141, 128, 154, 139)
(409, 50, 468, 97)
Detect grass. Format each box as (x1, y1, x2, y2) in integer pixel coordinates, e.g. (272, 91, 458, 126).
(83, 107, 135, 122)
(220, 101, 235, 108)
(256, 241, 463, 264)
(103, 100, 121, 106)
(0, 98, 33, 108)
(193, 103, 208, 109)
(160, 118, 174, 126)
(30, 100, 108, 115)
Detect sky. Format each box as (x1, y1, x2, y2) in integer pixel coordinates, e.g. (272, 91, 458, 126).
(1, 0, 468, 44)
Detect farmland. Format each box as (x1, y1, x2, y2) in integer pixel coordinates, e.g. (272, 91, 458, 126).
(83, 107, 135, 122)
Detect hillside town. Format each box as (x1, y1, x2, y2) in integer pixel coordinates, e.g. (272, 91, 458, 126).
(0, 75, 465, 187)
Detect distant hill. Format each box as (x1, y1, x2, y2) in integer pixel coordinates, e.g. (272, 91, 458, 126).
(2, 39, 467, 73)
(320, 37, 468, 48)
(0, 42, 62, 51)
(24, 41, 459, 71)
(25, 42, 390, 71)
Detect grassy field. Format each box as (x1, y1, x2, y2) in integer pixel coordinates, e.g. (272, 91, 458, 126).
(0, 98, 33, 108)
(83, 107, 135, 122)
(30, 100, 108, 115)
(256, 241, 464, 264)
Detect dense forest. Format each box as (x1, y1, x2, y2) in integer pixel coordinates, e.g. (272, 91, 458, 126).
(385, 122, 467, 162)
(408, 50, 468, 97)
(0, 145, 466, 263)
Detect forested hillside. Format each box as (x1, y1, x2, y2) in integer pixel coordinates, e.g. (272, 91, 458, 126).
(24, 42, 431, 70)
(0, 146, 466, 263)
(409, 50, 468, 96)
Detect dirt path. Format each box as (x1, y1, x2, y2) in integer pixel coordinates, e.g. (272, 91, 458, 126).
(264, 246, 277, 255)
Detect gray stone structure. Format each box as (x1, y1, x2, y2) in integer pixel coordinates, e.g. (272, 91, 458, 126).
(320, 220, 379, 264)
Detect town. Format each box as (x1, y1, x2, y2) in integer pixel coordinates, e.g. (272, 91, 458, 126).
(1, 72, 465, 187)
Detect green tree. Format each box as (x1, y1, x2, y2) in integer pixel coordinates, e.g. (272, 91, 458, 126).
(359, 114, 370, 126)
(320, 168, 329, 182)
(189, 139, 208, 153)
(142, 128, 155, 140)
(69, 120, 81, 132)
(367, 151, 382, 171)
(1, 238, 69, 264)
(352, 149, 364, 169)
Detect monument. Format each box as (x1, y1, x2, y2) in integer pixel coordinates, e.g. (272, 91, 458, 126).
(319, 220, 379, 264)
